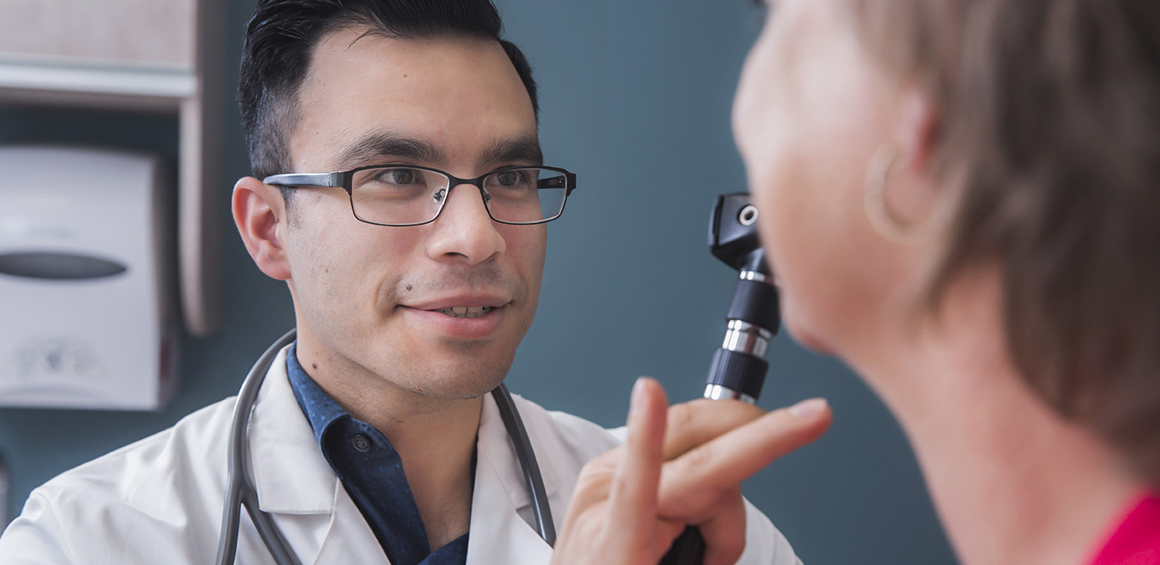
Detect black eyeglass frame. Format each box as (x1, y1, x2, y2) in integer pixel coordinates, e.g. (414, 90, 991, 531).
(262, 164, 578, 227)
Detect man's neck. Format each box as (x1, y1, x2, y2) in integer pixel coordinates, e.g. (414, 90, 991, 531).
(865, 277, 1143, 565)
(295, 335, 484, 551)
(366, 394, 481, 551)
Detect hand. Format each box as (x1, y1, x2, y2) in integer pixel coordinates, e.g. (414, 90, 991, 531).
(552, 377, 832, 565)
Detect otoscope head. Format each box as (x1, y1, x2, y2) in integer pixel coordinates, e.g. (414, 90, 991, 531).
(705, 192, 780, 403)
(708, 193, 772, 276)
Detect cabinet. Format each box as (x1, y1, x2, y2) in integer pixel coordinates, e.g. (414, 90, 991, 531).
(0, 0, 225, 336)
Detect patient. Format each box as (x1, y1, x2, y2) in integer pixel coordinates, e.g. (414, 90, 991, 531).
(552, 0, 1160, 563)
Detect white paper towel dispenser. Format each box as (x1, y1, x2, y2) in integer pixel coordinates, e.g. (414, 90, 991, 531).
(0, 146, 178, 410)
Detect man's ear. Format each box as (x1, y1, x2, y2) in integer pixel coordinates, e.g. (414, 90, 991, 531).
(233, 176, 291, 281)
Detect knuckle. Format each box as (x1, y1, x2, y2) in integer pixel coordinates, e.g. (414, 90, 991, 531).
(574, 465, 613, 494)
(680, 442, 717, 471)
(667, 402, 696, 435)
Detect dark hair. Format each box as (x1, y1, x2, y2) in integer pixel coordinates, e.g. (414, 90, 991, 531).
(238, 0, 538, 180)
(848, 0, 1160, 479)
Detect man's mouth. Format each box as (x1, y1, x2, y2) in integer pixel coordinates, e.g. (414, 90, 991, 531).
(436, 306, 495, 319)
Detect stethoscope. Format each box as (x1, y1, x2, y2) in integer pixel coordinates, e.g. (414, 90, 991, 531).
(215, 329, 556, 565)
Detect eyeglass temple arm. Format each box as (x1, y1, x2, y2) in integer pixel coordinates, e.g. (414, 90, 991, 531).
(537, 172, 578, 194)
(261, 172, 345, 188)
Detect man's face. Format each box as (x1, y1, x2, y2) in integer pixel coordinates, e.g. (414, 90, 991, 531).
(283, 29, 545, 400)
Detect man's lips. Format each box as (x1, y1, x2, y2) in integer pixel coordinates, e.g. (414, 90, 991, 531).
(401, 295, 511, 318)
(437, 305, 494, 318)
(398, 296, 510, 339)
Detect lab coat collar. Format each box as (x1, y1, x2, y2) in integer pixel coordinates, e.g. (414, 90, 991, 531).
(248, 346, 339, 515)
(477, 389, 565, 511)
(467, 390, 564, 564)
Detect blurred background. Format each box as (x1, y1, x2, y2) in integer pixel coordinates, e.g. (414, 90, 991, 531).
(0, 0, 955, 562)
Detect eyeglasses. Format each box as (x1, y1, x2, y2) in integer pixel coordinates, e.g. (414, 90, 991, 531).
(263, 165, 578, 227)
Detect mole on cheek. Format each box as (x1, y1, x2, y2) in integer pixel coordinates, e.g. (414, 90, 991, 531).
(406, 284, 413, 291)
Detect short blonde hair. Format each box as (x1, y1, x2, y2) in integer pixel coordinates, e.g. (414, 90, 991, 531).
(848, 0, 1160, 479)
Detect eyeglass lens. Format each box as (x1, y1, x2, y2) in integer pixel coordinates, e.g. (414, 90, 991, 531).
(348, 167, 568, 225)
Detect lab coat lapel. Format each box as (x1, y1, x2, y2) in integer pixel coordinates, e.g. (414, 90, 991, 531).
(313, 483, 393, 564)
(248, 347, 334, 514)
(246, 346, 388, 564)
(466, 392, 560, 565)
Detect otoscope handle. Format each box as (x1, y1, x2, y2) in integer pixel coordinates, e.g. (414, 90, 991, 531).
(661, 276, 777, 565)
(726, 276, 780, 330)
(660, 528, 707, 565)
(707, 348, 769, 400)
(703, 271, 778, 403)
(660, 193, 778, 565)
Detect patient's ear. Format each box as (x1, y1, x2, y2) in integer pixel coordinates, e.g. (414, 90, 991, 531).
(887, 89, 943, 228)
(233, 176, 291, 281)
(895, 89, 940, 178)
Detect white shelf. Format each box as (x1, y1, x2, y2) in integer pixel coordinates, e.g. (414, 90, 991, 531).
(0, 58, 196, 100)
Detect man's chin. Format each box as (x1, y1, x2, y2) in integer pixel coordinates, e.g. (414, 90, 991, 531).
(404, 357, 514, 399)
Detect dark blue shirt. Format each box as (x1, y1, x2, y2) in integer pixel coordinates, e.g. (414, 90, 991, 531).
(286, 343, 469, 565)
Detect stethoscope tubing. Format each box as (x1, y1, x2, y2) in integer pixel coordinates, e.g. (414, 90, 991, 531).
(215, 328, 555, 565)
(216, 328, 300, 565)
(491, 381, 556, 545)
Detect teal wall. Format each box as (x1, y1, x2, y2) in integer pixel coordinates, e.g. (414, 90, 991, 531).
(0, 1, 956, 562)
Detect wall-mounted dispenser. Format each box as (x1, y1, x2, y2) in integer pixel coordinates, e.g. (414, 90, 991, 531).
(0, 146, 177, 410)
(0, 0, 225, 337)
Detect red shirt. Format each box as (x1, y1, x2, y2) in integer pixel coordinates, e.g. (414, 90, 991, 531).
(1091, 494, 1160, 564)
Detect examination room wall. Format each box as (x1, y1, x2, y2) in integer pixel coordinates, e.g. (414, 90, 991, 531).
(0, 1, 956, 563)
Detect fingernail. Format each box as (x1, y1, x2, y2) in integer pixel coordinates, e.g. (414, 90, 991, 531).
(790, 398, 828, 419)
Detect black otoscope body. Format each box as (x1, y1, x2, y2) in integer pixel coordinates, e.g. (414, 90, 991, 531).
(661, 192, 780, 565)
(704, 192, 780, 403)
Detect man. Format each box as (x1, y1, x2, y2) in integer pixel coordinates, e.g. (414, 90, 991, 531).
(0, 1, 800, 563)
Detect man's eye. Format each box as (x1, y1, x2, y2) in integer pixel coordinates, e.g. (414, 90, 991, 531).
(382, 169, 418, 184)
(494, 171, 521, 186)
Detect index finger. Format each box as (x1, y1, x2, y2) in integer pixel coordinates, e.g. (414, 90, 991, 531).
(661, 399, 768, 461)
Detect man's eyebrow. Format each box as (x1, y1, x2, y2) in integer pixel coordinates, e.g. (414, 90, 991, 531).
(480, 136, 544, 167)
(336, 133, 446, 169)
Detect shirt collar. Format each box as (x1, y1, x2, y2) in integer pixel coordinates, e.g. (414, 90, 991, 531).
(285, 342, 350, 446)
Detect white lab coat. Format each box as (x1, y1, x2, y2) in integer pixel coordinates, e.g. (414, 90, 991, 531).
(0, 347, 801, 564)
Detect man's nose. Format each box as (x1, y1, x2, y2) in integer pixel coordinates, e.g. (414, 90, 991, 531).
(425, 182, 506, 264)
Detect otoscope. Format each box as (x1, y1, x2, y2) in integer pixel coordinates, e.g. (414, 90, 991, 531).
(660, 192, 780, 565)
